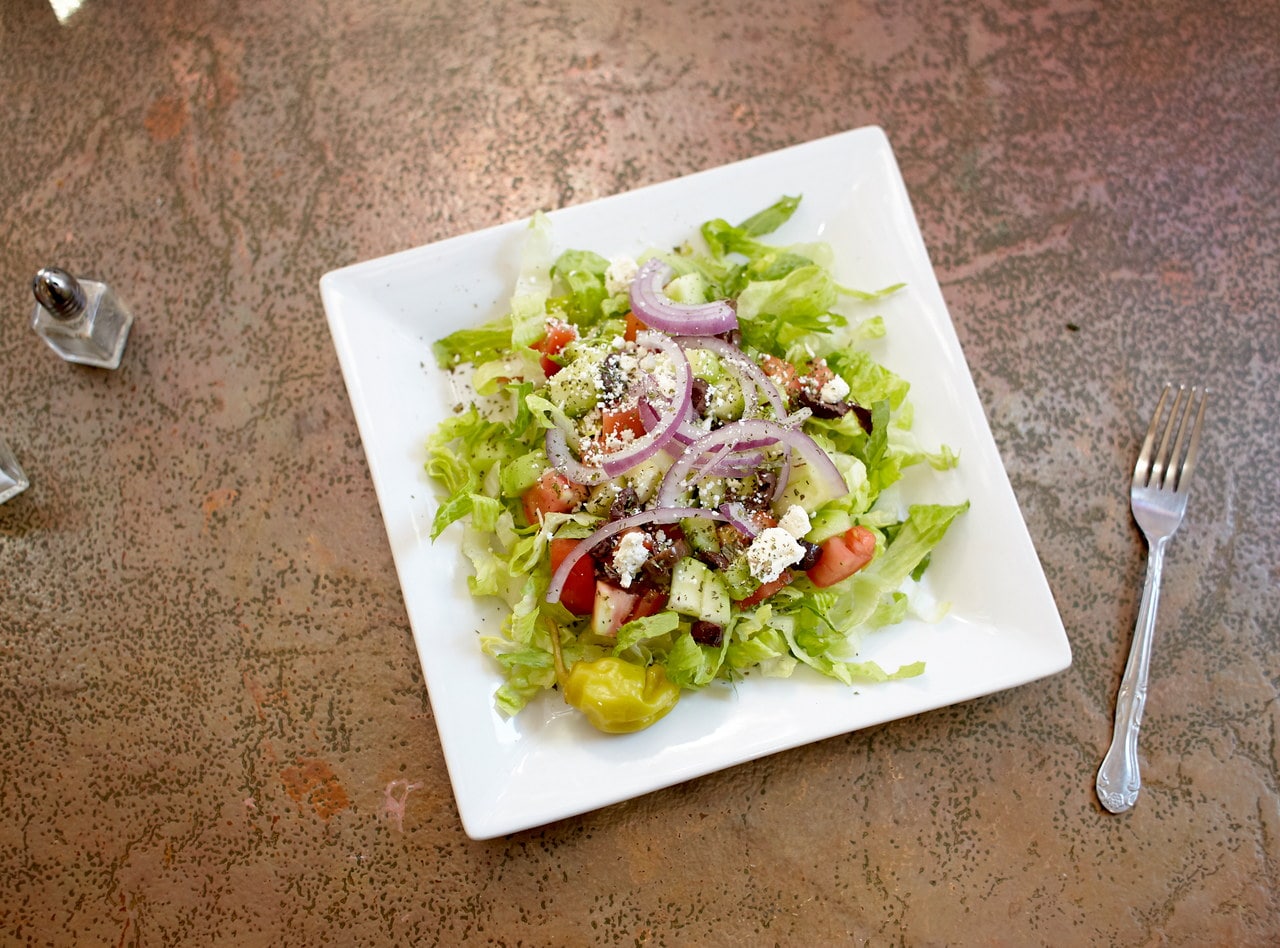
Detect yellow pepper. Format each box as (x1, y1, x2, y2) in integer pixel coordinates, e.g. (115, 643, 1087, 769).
(546, 620, 680, 733)
(562, 657, 680, 733)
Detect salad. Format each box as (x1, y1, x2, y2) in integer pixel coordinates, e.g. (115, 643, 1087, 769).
(426, 196, 966, 733)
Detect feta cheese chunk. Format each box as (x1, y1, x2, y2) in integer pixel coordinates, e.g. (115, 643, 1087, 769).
(819, 374, 851, 403)
(777, 504, 811, 540)
(746, 527, 805, 584)
(612, 531, 650, 588)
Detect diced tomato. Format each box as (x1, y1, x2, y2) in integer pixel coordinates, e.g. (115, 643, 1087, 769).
(521, 471, 588, 525)
(807, 526, 877, 588)
(795, 359, 835, 398)
(626, 586, 668, 622)
(805, 360, 835, 386)
(601, 406, 647, 448)
(549, 538, 597, 615)
(532, 318, 578, 376)
(592, 580, 639, 636)
(760, 355, 798, 393)
(623, 311, 648, 343)
(541, 318, 577, 352)
(735, 570, 794, 608)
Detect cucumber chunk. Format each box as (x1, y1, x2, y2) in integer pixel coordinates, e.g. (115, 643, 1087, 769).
(669, 557, 731, 626)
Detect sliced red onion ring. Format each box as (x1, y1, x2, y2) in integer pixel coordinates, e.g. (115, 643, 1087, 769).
(544, 332, 692, 483)
(772, 453, 793, 503)
(597, 330, 692, 477)
(656, 418, 846, 509)
(629, 260, 738, 336)
(638, 397, 706, 447)
(704, 448, 767, 478)
(660, 446, 764, 479)
(544, 428, 612, 486)
(677, 335, 788, 419)
(546, 506, 728, 604)
(718, 501, 758, 538)
(686, 442, 736, 488)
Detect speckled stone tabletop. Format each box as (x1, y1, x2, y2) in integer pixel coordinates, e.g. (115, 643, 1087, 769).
(1, 0, 1277, 944)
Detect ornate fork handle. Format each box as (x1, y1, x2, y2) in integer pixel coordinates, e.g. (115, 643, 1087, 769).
(1096, 535, 1169, 812)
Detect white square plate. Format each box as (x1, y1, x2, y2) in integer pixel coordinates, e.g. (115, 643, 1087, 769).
(320, 126, 1070, 839)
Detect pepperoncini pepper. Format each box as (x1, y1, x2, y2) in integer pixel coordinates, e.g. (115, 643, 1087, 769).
(546, 619, 680, 733)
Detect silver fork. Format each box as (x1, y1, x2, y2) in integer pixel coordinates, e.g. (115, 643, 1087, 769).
(1097, 383, 1208, 813)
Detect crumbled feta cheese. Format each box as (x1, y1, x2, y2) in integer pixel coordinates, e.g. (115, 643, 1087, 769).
(639, 352, 679, 399)
(602, 427, 637, 453)
(605, 256, 639, 295)
(777, 504, 811, 539)
(820, 374, 851, 403)
(746, 527, 805, 584)
(613, 531, 650, 588)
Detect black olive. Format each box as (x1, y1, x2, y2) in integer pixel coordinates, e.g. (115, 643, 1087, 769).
(690, 620, 723, 647)
(796, 539, 822, 571)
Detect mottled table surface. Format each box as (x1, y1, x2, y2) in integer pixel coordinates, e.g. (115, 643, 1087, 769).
(2, 0, 1277, 944)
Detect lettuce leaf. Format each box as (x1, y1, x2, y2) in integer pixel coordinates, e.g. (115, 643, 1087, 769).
(701, 194, 801, 257)
(432, 316, 513, 369)
(550, 249, 612, 327)
(735, 266, 844, 355)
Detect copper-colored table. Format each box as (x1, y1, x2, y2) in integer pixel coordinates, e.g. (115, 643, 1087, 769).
(2, 1, 1276, 943)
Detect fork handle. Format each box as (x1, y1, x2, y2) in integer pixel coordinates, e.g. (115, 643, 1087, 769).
(1097, 537, 1168, 813)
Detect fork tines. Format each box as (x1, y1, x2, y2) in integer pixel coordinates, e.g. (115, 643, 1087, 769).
(1135, 384, 1208, 493)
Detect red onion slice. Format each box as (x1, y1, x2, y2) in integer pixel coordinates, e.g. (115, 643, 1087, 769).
(638, 397, 706, 447)
(629, 260, 738, 336)
(704, 448, 768, 478)
(772, 453, 793, 503)
(597, 330, 692, 477)
(544, 332, 692, 482)
(718, 501, 758, 538)
(677, 335, 788, 419)
(656, 418, 847, 509)
(546, 506, 727, 604)
(686, 441, 736, 488)
(544, 428, 612, 486)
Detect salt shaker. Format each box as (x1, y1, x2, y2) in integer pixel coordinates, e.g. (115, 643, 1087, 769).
(31, 267, 134, 369)
(0, 436, 28, 504)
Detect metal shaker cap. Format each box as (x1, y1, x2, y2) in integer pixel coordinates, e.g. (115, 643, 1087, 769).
(32, 267, 86, 320)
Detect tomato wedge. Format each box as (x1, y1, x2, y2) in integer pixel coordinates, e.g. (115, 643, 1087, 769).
(532, 318, 577, 376)
(760, 355, 797, 393)
(735, 570, 794, 608)
(601, 406, 647, 447)
(521, 471, 588, 525)
(626, 586, 668, 622)
(623, 311, 648, 343)
(806, 526, 876, 588)
(549, 537, 596, 615)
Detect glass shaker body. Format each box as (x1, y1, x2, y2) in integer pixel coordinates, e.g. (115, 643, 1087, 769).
(31, 270, 133, 369)
(0, 437, 28, 504)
